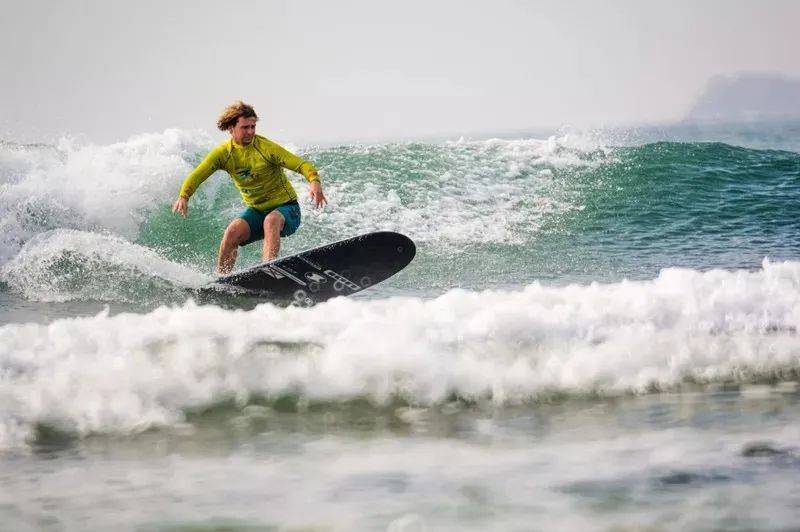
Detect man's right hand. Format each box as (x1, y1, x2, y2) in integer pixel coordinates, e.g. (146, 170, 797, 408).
(172, 197, 189, 218)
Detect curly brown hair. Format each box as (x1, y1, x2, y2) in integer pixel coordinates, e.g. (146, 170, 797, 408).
(216, 101, 259, 131)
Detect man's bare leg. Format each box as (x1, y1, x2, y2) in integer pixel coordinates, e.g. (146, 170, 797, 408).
(217, 218, 250, 274)
(262, 211, 285, 261)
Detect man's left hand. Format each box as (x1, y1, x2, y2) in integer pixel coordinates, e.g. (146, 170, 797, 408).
(309, 181, 327, 208)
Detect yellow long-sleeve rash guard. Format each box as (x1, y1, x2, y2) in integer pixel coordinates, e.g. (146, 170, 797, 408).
(179, 135, 320, 211)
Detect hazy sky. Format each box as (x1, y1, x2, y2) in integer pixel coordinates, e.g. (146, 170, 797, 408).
(2, 0, 798, 144)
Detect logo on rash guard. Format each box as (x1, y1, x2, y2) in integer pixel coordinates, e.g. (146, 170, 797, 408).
(236, 168, 253, 180)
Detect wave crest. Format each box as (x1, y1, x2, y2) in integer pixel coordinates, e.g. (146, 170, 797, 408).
(1, 259, 799, 449)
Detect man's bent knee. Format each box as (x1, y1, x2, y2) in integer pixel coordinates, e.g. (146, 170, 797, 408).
(263, 211, 285, 232)
(223, 219, 250, 246)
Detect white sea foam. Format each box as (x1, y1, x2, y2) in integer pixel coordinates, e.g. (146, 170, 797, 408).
(1, 259, 798, 449)
(0, 129, 217, 265)
(306, 134, 609, 247)
(1, 229, 211, 301)
(0, 130, 608, 273)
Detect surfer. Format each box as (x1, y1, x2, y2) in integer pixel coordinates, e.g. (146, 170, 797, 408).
(172, 101, 327, 274)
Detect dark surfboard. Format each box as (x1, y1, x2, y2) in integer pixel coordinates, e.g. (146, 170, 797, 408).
(197, 231, 415, 306)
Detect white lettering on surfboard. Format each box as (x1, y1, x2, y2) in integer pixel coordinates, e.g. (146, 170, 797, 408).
(324, 270, 360, 291)
(271, 265, 307, 286)
(262, 266, 284, 279)
(305, 272, 327, 283)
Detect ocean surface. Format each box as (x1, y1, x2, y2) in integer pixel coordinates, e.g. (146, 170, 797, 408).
(1, 121, 800, 530)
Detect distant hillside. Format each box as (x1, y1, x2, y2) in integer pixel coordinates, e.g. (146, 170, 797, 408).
(685, 73, 800, 123)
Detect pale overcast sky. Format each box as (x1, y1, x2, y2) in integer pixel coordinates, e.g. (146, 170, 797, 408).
(1, 0, 798, 144)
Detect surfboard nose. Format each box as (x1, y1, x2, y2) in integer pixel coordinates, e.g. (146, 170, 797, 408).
(371, 231, 416, 268)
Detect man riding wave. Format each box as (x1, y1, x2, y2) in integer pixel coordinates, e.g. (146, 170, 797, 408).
(172, 101, 326, 274)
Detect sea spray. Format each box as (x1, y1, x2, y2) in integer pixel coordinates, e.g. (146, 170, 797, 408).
(2, 259, 799, 449)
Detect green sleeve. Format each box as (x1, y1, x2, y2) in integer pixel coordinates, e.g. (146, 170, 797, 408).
(272, 143, 321, 183)
(179, 145, 225, 199)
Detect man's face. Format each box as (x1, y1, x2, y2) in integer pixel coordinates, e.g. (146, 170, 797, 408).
(231, 116, 257, 145)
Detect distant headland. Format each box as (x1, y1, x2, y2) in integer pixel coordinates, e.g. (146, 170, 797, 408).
(685, 73, 800, 123)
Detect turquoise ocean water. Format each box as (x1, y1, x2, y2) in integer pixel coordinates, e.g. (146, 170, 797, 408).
(1, 121, 799, 530)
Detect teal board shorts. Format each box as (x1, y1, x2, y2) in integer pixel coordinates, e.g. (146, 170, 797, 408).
(238, 200, 301, 246)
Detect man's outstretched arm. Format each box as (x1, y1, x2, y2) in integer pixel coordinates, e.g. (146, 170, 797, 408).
(172, 146, 225, 217)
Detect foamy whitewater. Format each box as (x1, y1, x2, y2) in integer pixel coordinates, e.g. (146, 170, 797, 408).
(1, 122, 799, 530)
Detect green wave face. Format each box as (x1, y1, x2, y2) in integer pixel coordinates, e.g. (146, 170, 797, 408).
(555, 142, 800, 281)
(138, 138, 800, 291)
(2, 130, 799, 304)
